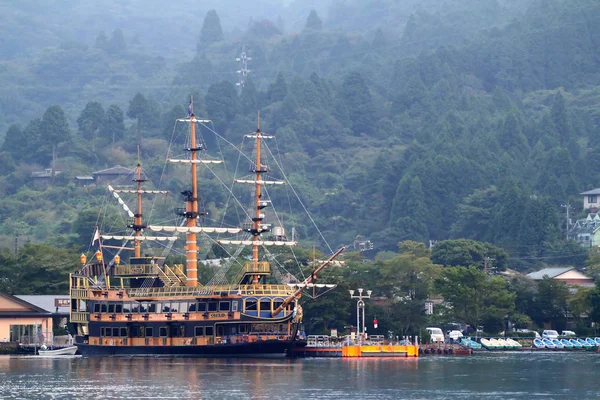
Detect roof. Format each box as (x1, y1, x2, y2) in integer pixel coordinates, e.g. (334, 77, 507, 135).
(527, 267, 574, 280)
(15, 295, 70, 314)
(92, 165, 134, 176)
(31, 169, 62, 178)
(0, 293, 51, 316)
(581, 188, 600, 195)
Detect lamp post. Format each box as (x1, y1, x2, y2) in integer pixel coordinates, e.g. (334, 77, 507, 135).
(349, 288, 372, 346)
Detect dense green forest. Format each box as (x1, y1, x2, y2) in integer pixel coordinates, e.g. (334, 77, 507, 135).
(2, 0, 600, 334)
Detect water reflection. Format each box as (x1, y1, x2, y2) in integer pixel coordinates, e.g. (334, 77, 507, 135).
(0, 353, 600, 399)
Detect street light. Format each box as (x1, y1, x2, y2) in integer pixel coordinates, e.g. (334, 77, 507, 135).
(350, 288, 372, 346)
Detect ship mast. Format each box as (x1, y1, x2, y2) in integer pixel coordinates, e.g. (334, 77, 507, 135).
(134, 146, 144, 258)
(252, 111, 263, 284)
(185, 99, 200, 287)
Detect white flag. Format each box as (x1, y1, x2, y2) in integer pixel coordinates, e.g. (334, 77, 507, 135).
(92, 227, 100, 245)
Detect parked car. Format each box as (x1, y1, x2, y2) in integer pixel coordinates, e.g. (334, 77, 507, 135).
(542, 330, 559, 340)
(426, 327, 445, 343)
(515, 329, 541, 339)
(447, 330, 464, 341)
(561, 330, 576, 337)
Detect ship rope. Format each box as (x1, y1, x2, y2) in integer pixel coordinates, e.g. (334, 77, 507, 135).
(265, 140, 334, 254)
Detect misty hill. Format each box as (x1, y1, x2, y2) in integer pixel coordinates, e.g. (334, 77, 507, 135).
(1, 0, 600, 272)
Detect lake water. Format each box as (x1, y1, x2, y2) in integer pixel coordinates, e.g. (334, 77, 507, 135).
(0, 352, 599, 399)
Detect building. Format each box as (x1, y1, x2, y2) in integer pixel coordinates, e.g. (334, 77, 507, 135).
(568, 214, 600, 247)
(15, 295, 70, 337)
(0, 293, 51, 343)
(581, 188, 600, 212)
(74, 175, 95, 187)
(527, 267, 594, 288)
(30, 168, 62, 187)
(92, 165, 135, 184)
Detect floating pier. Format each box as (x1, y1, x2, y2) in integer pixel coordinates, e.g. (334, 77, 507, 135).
(292, 335, 419, 358)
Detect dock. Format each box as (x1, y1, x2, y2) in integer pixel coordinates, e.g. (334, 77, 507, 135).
(292, 335, 419, 358)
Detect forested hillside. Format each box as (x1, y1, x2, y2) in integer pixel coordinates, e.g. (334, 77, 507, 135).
(1, 0, 600, 282)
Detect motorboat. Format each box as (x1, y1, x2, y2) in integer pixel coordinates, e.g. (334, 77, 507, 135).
(38, 346, 78, 357)
(569, 339, 583, 349)
(460, 338, 482, 349)
(505, 338, 522, 349)
(578, 338, 594, 349)
(480, 338, 497, 349)
(542, 339, 555, 349)
(533, 338, 546, 349)
(550, 339, 564, 349)
(560, 339, 574, 349)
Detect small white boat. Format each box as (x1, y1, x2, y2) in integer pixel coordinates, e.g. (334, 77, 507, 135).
(38, 346, 78, 356)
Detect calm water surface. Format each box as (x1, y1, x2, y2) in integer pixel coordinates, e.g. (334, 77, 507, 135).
(0, 352, 598, 399)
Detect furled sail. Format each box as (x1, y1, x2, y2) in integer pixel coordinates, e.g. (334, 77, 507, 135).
(111, 189, 168, 194)
(234, 179, 285, 185)
(286, 283, 337, 288)
(148, 226, 242, 234)
(108, 185, 135, 218)
(168, 159, 223, 164)
(217, 240, 297, 246)
(100, 235, 178, 241)
(244, 134, 275, 139)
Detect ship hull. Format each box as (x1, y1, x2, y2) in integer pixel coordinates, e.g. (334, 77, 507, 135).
(75, 339, 305, 358)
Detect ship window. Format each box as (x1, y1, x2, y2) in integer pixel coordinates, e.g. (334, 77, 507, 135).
(115, 304, 123, 313)
(148, 303, 156, 313)
(189, 302, 196, 312)
(273, 301, 283, 311)
(162, 303, 171, 312)
(130, 326, 141, 337)
(154, 303, 162, 313)
(208, 302, 217, 312)
(100, 327, 105, 336)
(232, 302, 238, 312)
(205, 326, 214, 336)
(159, 327, 168, 337)
(94, 303, 100, 313)
(131, 302, 140, 313)
(239, 324, 248, 333)
(145, 327, 153, 337)
(140, 303, 148, 313)
(195, 326, 204, 337)
(219, 301, 230, 311)
(178, 326, 185, 337)
(101, 303, 108, 313)
(105, 328, 112, 337)
(108, 304, 115, 313)
(197, 302, 207, 312)
(120, 327, 127, 337)
(178, 301, 188, 312)
(217, 325, 225, 336)
(245, 300, 257, 311)
(170, 302, 179, 313)
(123, 303, 131, 313)
(260, 300, 271, 312)
(112, 328, 120, 337)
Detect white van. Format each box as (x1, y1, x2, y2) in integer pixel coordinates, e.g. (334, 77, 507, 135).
(426, 327, 445, 343)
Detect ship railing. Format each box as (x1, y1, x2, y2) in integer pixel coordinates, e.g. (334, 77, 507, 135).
(126, 284, 294, 298)
(113, 264, 157, 275)
(70, 288, 89, 299)
(71, 312, 89, 323)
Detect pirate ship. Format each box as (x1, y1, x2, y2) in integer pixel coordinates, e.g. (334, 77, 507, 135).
(69, 105, 343, 356)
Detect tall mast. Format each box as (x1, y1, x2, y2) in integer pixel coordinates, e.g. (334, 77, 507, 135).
(134, 146, 143, 258)
(252, 111, 262, 284)
(186, 97, 199, 287)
